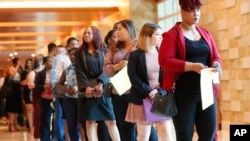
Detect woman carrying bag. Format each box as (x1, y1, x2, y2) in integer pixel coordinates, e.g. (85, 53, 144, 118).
(125, 23, 174, 141)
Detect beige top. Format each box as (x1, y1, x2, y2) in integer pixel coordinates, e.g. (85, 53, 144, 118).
(145, 50, 159, 89)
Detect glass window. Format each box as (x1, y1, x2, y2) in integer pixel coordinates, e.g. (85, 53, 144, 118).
(172, 0, 179, 13)
(158, 20, 166, 32)
(157, 0, 180, 31)
(157, 2, 165, 18)
(165, 0, 173, 15)
(165, 18, 173, 31)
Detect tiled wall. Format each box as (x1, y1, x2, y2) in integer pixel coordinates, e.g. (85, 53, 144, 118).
(123, 0, 250, 131)
(129, 0, 157, 33)
(200, 0, 250, 130)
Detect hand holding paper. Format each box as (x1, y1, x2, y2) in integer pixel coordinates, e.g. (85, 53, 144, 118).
(200, 68, 220, 110)
(110, 66, 131, 95)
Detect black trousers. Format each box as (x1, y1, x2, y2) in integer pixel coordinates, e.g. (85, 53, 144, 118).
(173, 89, 216, 141)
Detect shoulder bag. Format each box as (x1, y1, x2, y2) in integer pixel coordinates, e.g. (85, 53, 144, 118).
(150, 53, 178, 117)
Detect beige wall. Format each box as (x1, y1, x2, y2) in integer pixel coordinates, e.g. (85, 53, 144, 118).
(127, 0, 250, 131)
(199, 0, 250, 130)
(98, 0, 157, 40)
(129, 0, 157, 34)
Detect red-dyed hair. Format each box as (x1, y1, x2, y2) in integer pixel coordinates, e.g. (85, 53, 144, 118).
(179, 0, 202, 11)
(79, 26, 104, 54)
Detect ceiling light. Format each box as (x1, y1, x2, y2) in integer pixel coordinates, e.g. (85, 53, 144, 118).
(0, 1, 120, 8)
(0, 32, 69, 37)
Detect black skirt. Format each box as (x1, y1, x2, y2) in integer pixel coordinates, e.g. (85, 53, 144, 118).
(77, 96, 115, 121)
(6, 81, 23, 113)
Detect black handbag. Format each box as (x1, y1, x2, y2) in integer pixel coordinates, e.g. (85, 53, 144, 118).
(150, 63, 178, 117)
(150, 88, 177, 117)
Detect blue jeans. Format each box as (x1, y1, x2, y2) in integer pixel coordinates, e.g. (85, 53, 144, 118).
(40, 98, 53, 141)
(63, 97, 79, 141)
(53, 98, 65, 141)
(173, 89, 216, 141)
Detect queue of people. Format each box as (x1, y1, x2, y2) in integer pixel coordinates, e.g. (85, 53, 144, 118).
(0, 0, 222, 140)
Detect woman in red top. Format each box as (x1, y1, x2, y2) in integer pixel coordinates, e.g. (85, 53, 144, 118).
(158, 0, 222, 140)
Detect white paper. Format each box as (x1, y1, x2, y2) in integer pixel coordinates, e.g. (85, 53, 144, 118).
(200, 68, 215, 110)
(110, 65, 131, 95)
(212, 72, 220, 84)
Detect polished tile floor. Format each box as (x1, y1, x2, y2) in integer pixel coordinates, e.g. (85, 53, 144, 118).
(0, 119, 229, 141)
(0, 121, 35, 141)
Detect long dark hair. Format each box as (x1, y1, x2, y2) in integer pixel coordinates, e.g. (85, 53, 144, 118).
(112, 19, 136, 54)
(24, 58, 33, 70)
(79, 26, 105, 55)
(33, 57, 40, 70)
(12, 57, 23, 73)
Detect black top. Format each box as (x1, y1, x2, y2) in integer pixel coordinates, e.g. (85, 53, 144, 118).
(75, 49, 109, 94)
(75, 48, 115, 121)
(34, 69, 47, 94)
(175, 37, 210, 94)
(21, 70, 31, 98)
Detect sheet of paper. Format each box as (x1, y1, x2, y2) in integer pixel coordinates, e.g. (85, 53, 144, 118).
(200, 68, 215, 110)
(212, 72, 220, 84)
(110, 65, 131, 95)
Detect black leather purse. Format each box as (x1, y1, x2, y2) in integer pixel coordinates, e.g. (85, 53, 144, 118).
(150, 87, 177, 117)
(150, 66, 178, 117)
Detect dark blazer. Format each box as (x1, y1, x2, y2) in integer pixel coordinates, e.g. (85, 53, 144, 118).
(127, 49, 155, 105)
(34, 69, 47, 94)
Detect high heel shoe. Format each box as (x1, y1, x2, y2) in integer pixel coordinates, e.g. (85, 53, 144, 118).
(8, 124, 16, 132)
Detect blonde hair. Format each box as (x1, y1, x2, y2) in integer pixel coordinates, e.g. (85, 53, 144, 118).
(136, 23, 161, 52)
